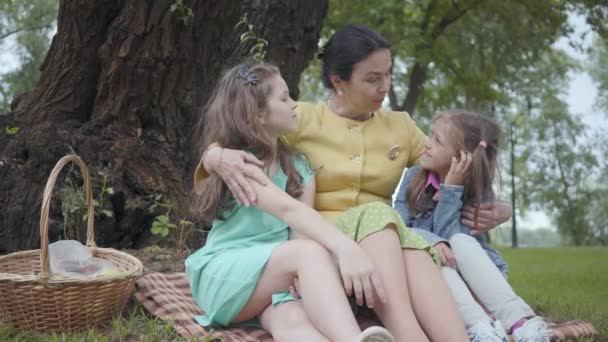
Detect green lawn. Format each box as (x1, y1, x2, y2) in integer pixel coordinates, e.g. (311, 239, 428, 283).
(500, 247, 608, 340)
(1, 247, 606, 341)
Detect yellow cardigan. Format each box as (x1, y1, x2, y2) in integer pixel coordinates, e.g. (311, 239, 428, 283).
(195, 101, 427, 221)
(284, 102, 426, 221)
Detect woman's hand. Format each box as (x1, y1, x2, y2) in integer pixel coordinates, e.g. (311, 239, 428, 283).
(434, 242, 457, 269)
(444, 151, 473, 186)
(334, 240, 386, 309)
(461, 201, 512, 235)
(205, 146, 267, 206)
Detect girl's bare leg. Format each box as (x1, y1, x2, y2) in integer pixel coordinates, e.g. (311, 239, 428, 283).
(260, 301, 329, 342)
(401, 248, 468, 342)
(233, 239, 360, 342)
(358, 227, 429, 342)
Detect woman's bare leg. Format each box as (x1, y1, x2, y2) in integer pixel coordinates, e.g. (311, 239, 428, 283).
(401, 248, 468, 342)
(358, 227, 429, 342)
(233, 239, 360, 342)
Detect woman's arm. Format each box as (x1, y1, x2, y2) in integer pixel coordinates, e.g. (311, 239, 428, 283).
(196, 146, 267, 206)
(461, 201, 512, 235)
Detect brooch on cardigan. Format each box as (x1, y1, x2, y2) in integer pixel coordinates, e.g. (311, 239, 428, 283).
(388, 145, 401, 160)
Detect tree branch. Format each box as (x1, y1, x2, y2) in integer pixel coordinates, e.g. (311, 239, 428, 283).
(0, 23, 53, 41)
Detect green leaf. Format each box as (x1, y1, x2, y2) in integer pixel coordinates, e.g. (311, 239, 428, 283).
(157, 215, 169, 225)
(102, 209, 113, 217)
(151, 225, 161, 235)
(4, 126, 19, 135)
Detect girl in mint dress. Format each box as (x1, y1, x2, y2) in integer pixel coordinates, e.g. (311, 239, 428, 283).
(186, 63, 395, 342)
(186, 154, 313, 326)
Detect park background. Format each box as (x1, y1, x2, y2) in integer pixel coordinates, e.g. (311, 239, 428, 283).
(0, 0, 606, 340)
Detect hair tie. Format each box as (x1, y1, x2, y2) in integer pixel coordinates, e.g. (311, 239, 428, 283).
(478, 140, 487, 148)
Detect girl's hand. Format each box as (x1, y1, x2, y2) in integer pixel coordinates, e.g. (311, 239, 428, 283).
(434, 242, 457, 269)
(462, 201, 512, 234)
(334, 240, 386, 309)
(444, 151, 473, 186)
(206, 146, 267, 206)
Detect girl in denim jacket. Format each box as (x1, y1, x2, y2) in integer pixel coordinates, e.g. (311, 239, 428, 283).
(394, 110, 551, 342)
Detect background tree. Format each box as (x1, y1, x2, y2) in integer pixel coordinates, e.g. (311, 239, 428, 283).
(304, 0, 574, 117)
(0, 0, 328, 253)
(0, 0, 57, 112)
(504, 51, 601, 245)
(588, 36, 608, 113)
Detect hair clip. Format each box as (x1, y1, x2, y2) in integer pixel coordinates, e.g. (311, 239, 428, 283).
(235, 65, 258, 86)
(478, 140, 487, 148)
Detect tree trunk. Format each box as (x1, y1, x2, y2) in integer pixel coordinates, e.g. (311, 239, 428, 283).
(0, 0, 327, 253)
(400, 61, 428, 114)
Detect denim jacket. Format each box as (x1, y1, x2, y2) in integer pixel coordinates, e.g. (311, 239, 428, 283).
(394, 166, 509, 277)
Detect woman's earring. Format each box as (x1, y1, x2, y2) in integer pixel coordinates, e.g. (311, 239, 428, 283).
(337, 90, 343, 96)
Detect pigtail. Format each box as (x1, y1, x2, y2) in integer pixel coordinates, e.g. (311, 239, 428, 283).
(468, 142, 492, 229)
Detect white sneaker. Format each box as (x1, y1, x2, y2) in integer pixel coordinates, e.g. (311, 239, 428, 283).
(356, 326, 395, 342)
(467, 321, 509, 342)
(513, 316, 551, 342)
(493, 320, 509, 342)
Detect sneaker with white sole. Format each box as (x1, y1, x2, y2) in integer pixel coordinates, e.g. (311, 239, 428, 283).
(356, 326, 395, 342)
(467, 320, 509, 342)
(513, 316, 551, 342)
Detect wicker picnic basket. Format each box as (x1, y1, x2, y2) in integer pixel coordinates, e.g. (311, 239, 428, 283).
(0, 155, 144, 333)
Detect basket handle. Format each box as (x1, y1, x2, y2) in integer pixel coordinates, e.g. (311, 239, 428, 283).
(39, 155, 96, 280)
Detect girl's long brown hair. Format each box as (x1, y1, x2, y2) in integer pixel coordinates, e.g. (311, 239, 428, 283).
(407, 110, 501, 229)
(192, 63, 304, 223)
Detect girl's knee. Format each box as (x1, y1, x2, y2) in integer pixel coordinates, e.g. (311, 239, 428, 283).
(449, 233, 482, 254)
(449, 233, 477, 246)
(288, 239, 333, 262)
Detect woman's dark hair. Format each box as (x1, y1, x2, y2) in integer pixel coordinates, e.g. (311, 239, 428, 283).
(319, 24, 391, 89)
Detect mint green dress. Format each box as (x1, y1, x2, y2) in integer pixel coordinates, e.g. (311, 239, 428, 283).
(186, 155, 314, 327)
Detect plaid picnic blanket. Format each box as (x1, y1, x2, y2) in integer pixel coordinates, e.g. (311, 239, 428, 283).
(134, 272, 598, 341)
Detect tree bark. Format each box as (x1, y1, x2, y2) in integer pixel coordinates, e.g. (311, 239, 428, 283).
(0, 0, 327, 253)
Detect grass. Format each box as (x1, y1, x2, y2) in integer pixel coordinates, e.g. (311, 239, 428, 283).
(500, 246, 608, 340)
(1, 247, 606, 341)
(0, 302, 190, 342)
